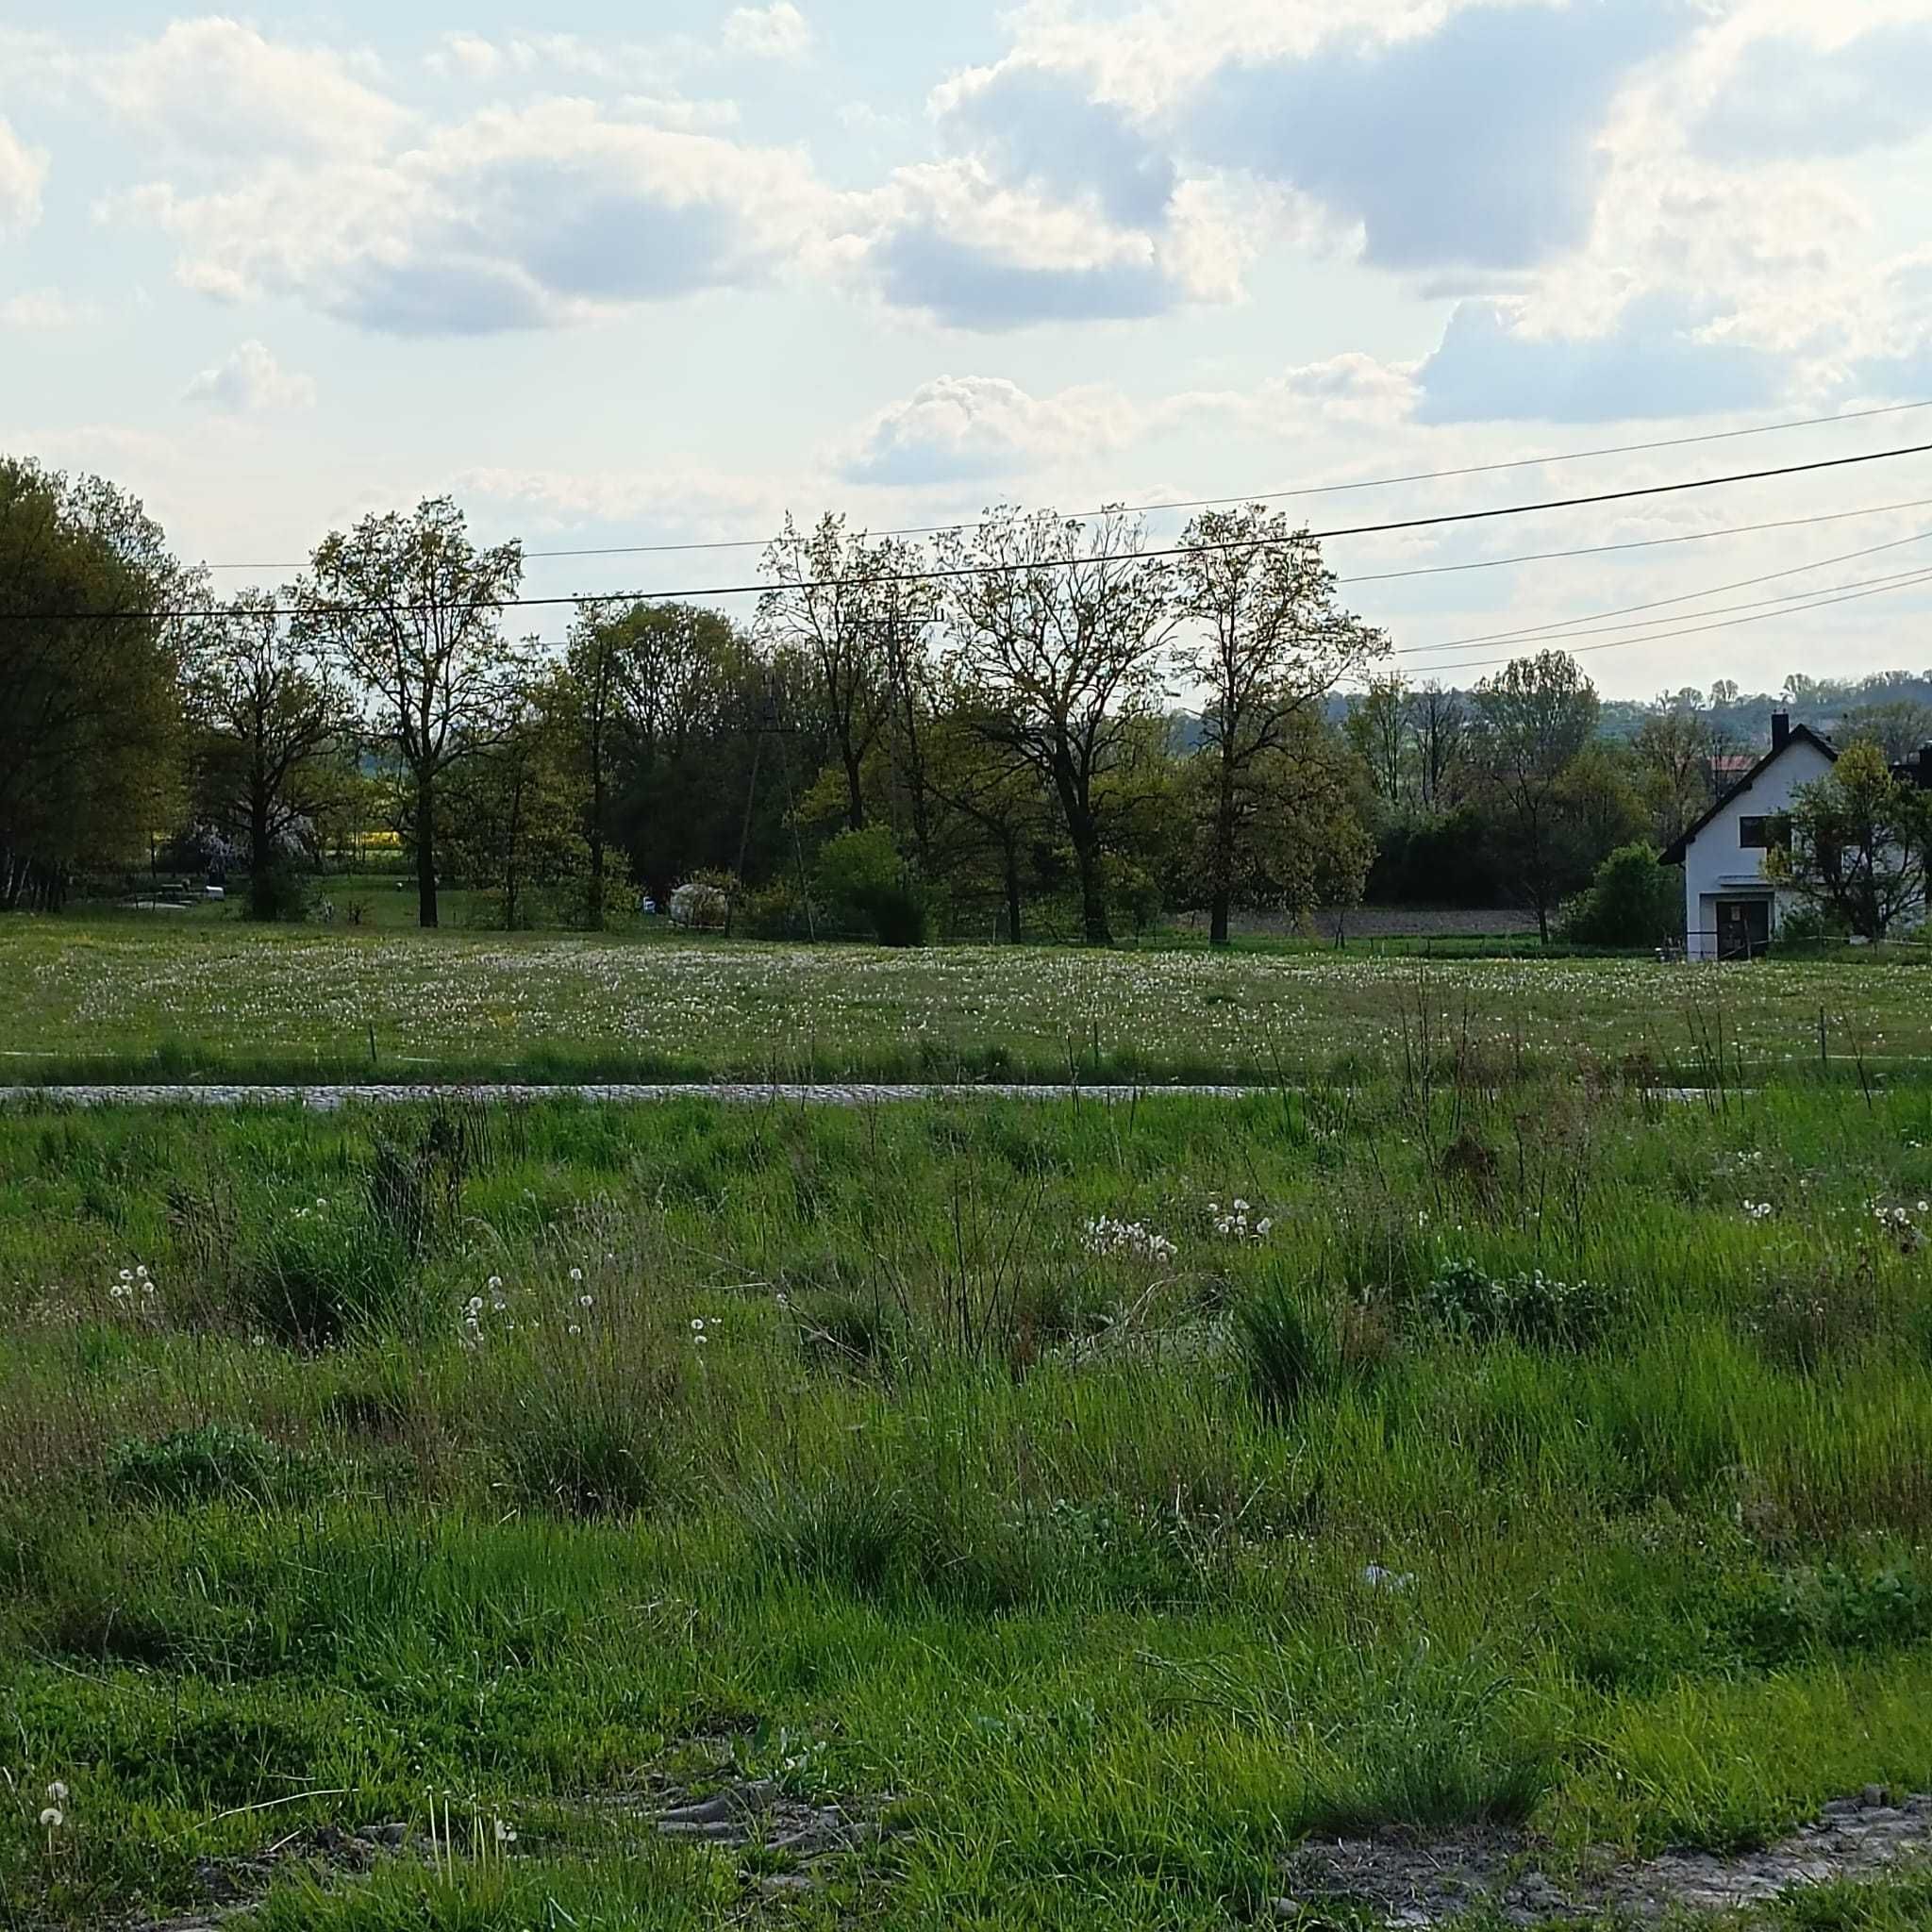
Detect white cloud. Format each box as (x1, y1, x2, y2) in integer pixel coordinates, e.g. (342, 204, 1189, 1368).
(851, 158, 1226, 329)
(96, 18, 405, 161)
(1695, 19, 1932, 160)
(723, 5, 814, 62)
(0, 289, 100, 329)
(0, 117, 48, 235)
(427, 33, 508, 81)
(183, 341, 317, 413)
(118, 98, 834, 336)
(840, 375, 1138, 484)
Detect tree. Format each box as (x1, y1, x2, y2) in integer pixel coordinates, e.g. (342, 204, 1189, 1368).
(1343, 678, 1408, 815)
(1177, 507, 1387, 945)
(1471, 650, 1601, 941)
(1632, 707, 1716, 846)
(443, 668, 586, 929)
(0, 458, 191, 908)
(1767, 740, 1932, 941)
(759, 518, 925, 834)
(300, 498, 524, 927)
(941, 508, 1175, 945)
(1408, 683, 1467, 813)
(1838, 699, 1932, 765)
(187, 590, 353, 918)
(564, 600, 740, 924)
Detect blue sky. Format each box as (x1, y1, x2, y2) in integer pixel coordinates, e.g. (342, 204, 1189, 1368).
(5, 0, 1932, 696)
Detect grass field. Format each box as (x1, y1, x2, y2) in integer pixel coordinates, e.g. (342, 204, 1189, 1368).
(7, 1061, 1932, 1926)
(5, 913, 1931, 1084)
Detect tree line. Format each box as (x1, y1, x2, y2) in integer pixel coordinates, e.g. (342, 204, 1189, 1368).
(6, 452, 1924, 944)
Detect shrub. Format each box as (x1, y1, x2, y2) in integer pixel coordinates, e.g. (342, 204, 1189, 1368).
(108, 1424, 318, 1507)
(668, 878, 732, 931)
(246, 861, 312, 923)
(1559, 843, 1681, 948)
(740, 880, 815, 940)
(1423, 1257, 1622, 1349)
(814, 826, 928, 947)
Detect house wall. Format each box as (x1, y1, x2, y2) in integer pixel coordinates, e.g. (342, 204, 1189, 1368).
(1681, 738, 1834, 958)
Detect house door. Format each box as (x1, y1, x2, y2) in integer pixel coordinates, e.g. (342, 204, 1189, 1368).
(1716, 897, 1771, 960)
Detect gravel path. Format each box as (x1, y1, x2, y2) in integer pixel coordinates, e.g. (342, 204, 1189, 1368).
(0, 1081, 1265, 1110)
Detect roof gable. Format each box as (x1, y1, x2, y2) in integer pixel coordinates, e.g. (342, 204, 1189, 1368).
(1661, 725, 1836, 866)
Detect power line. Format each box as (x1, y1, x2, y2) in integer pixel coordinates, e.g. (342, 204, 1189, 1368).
(1390, 526, 1932, 658)
(1391, 564, 1932, 681)
(192, 396, 1932, 573)
(19, 439, 1932, 625)
(1331, 491, 1932, 590)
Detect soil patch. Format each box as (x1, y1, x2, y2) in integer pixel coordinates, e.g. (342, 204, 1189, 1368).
(1276, 1790, 1932, 1925)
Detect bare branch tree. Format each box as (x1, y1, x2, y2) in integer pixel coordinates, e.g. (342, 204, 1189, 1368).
(940, 506, 1175, 946)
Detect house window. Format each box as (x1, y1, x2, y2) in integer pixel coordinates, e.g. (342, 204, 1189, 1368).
(1739, 814, 1790, 850)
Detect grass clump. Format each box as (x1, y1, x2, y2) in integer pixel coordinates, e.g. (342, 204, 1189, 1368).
(107, 1424, 317, 1508)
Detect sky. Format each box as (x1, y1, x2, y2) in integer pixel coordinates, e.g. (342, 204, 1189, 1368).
(5, 0, 1932, 699)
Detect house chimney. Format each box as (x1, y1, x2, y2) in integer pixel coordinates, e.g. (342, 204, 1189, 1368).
(1771, 710, 1790, 751)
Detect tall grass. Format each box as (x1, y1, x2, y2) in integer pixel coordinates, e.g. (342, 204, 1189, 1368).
(6, 1079, 1932, 1926)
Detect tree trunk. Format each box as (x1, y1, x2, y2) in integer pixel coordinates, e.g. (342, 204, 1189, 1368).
(248, 789, 274, 921)
(586, 743, 607, 930)
(416, 772, 439, 928)
(1003, 837, 1023, 944)
(843, 750, 866, 833)
(1209, 761, 1237, 948)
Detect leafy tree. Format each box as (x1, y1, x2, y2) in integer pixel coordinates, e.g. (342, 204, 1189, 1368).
(300, 497, 525, 927)
(1767, 740, 1932, 941)
(1471, 650, 1601, 942)
(940, 507, 1175, 946)
(0, 458, 191, 908)
(564, 600, 742, 923)
(814, 824, 927, 945)
(1180, 712, 1374, 933)
(1179, 507, 1387, 945)
(186, 590, 354, 918)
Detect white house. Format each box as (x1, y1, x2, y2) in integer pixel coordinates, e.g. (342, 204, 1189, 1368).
(1663, 712, 1835, 959)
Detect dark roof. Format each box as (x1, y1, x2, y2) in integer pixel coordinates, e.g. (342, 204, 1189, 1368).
(1661, 724, 1837, 865)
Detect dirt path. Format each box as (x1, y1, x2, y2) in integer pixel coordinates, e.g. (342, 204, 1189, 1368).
(0, 1082, 1260, 1109)
(1278, 1789, 1932, 1924)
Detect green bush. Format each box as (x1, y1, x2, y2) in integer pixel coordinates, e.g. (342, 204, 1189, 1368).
(1423, 1257, 1622, 1349)
(1559, 843, 1682, 948)
(814, 826, 929, 947)
(108, 1424, 318, 1507)
(740, 879, 815, 939)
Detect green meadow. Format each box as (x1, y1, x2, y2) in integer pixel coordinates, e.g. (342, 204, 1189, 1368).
(5, 913, 1932, 1084)
(5, 1063, 1932, 1926)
